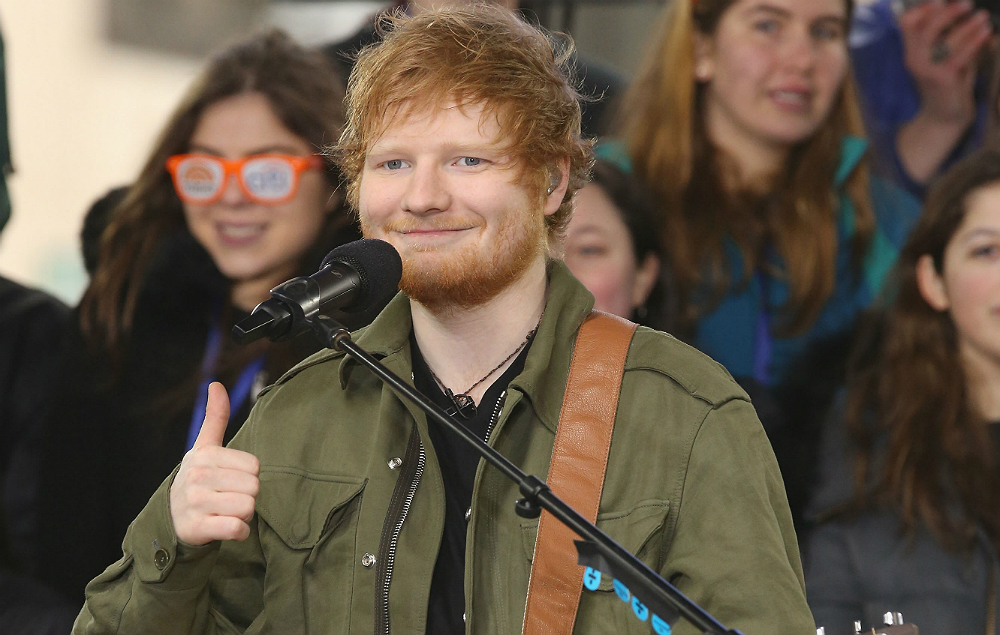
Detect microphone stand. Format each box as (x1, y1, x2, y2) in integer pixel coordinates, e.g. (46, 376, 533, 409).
(307, 314, 743, 635)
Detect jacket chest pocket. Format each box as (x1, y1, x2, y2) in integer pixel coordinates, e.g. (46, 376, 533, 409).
(519, 499, 671, 635)
(254, 468, 367, 635)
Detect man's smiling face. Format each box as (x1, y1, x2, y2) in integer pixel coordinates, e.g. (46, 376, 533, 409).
(358, 101, 551, 311)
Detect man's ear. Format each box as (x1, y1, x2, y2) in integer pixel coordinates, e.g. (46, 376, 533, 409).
(693, 32, 715, 82)
(543, 157, 571, 217)
(916, 254, 950, 311)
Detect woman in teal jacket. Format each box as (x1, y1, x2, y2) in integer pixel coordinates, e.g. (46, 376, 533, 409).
(611, 0, 921, 523)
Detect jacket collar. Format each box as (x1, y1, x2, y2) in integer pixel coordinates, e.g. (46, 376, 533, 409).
(338, 260, 596, 434)
(336, 288, 413, 389)
(835, 135, 871, 238)
(835, 135, 868, 187)
(508, 261, 595, 433)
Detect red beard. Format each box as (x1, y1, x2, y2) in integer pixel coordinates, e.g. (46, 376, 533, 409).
(361, 204, 546, 312)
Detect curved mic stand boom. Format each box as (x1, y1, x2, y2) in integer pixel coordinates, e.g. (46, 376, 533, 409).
(290, 314, 744, 635)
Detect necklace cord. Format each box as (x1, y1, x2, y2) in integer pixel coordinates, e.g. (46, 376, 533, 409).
(425, 312, 543, 418)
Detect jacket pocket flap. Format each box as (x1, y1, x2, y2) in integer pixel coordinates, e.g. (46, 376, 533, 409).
(520, 499, 670, 591)
(256, 468, 366, 549)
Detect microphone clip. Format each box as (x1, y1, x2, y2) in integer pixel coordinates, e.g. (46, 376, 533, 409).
(232, 273, 334, 344)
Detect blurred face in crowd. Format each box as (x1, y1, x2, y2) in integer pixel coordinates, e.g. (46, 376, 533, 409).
(918, 183, 1000, 374)
(182, 92, 335, 308)
(357, 101, 563, 310)
(565, 183, 660, 319)
(695, 0, 849, 158)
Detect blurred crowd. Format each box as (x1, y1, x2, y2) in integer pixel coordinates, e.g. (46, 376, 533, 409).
(2, 0, 1000, 633)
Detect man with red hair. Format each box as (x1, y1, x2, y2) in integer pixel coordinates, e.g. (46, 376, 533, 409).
(323, 0, 623, 139)
(74, 7, 813, 635)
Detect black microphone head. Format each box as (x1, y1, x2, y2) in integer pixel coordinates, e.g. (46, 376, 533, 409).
(320, 238, 402, 324)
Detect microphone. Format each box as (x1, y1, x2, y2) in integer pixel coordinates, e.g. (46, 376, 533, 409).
(232, 238, 402, 345)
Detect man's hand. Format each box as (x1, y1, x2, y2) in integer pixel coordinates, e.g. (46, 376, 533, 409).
(896, 1, 994, 183)
(169, 382, 260, 546)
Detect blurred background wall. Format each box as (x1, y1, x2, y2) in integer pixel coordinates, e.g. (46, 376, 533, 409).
(0, 0, 663, 304)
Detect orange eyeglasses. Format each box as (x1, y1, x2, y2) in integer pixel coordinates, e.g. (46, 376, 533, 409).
(165, 153, 325, 205)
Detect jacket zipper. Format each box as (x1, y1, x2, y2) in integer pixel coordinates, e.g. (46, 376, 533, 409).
(484, 390, 505, 445)
(374, 392, 506, 635)
(375, 425, 425, 635)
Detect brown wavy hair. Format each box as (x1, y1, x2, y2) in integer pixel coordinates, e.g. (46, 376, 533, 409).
(845, 148, 1000, 551)
(330, 4, 594, 252)
(618, 0, 874, 336)
(80, 29, 349, 351)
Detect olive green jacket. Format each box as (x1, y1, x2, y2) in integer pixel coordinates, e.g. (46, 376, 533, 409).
(74, 262, 814, 635)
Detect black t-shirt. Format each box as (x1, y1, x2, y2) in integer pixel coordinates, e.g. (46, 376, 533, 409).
(410, 332, 533, 634)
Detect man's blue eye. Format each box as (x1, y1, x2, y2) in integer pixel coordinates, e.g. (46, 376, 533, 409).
(458, 157, 482, 167)
(385, 160, 404, 170)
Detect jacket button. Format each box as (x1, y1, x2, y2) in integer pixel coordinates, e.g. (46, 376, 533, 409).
(153, 548, 170, 571)
(362, 552, 376, 568)
(388, 457, 402, 470)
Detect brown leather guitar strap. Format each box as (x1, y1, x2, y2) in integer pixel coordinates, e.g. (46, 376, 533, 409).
(521, 311, 638, 635)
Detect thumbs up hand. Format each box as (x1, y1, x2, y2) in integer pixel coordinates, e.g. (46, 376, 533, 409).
(170, 382, 261, 545)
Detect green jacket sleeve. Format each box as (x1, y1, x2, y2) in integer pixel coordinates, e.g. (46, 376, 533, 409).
(73, 451, 266, 633)
(663, 397, 816, 635)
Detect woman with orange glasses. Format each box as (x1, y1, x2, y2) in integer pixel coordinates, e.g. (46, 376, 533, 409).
(31, 30, 359, 609)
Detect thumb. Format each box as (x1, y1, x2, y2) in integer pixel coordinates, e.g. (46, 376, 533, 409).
(193, 381, 231, 448)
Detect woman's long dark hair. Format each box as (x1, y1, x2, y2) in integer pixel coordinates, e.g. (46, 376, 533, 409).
(80, 29, 349, 352)
(846, 148, 1000, 550)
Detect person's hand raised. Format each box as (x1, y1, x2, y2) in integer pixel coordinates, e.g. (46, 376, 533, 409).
(900, 1, 994, 127)
(169, 382, 260, 546)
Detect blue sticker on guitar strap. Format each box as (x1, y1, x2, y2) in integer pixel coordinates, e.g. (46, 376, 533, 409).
(652, 613, 671, 635)
(612, 579, 631, 603)
(631, 597, 649, 621)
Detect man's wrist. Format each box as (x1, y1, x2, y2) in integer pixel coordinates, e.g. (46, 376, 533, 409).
(127, 465, 222, 588)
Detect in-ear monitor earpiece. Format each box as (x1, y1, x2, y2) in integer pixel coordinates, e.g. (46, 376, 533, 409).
(547, 171, 560, 196)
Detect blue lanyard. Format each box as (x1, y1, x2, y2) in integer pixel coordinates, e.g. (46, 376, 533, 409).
(752, 270, 773, 386)
(185, 323, 266, 452)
